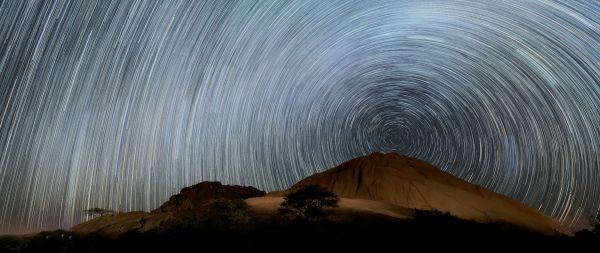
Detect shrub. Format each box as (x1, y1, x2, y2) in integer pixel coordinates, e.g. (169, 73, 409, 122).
(278, 185, 339, 222)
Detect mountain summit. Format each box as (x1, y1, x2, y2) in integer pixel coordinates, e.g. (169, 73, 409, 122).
(270, 152, 564, 235)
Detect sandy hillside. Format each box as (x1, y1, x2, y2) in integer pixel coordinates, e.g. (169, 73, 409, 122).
(269, 152, 566, 235)
(246, 196, 414, 219)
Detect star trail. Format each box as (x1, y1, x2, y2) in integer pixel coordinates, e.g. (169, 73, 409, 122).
(1, 0, 600, 234)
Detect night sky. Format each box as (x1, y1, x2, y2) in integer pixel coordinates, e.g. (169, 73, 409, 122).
(1, 0, 599, 234)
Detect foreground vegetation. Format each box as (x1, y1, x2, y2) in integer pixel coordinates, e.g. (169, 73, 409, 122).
(1, 208, 600, 252)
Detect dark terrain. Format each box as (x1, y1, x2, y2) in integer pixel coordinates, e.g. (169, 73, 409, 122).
(1, 209, 599, 252)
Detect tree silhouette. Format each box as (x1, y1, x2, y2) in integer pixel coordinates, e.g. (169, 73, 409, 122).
(278, 185, 339, 221)
(592, 211, 600, 234)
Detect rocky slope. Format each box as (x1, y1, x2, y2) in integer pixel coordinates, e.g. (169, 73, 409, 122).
(155, 181, 265, 212)
(269, 152, 565, 235)
(72, 182, 265, 237)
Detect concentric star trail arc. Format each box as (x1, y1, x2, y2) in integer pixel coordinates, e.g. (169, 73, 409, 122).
(1, 0, 599, 234)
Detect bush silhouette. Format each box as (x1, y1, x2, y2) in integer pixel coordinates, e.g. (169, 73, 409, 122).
(592, 211, 600, 234)
(204, 198, 251, 228)
(278, 185, 339, 221)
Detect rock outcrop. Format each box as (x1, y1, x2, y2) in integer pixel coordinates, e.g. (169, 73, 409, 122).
(155, 181, 265, 212)
(72, 182, 265, 237)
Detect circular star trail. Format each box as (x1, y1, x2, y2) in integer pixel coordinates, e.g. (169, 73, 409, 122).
(1, 0, 599, 234)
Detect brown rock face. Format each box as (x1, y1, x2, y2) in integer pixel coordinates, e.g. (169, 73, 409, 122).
(155, 181, 266, 213)
(73, 181, 265, 237)
(269, 152, 566, 235)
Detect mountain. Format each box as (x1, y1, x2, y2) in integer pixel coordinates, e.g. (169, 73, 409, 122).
(72, 152, 565, 237)
(268, 152, 565, 235)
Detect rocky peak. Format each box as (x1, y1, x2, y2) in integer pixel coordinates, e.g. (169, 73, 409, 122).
(155, 181, 265, 213)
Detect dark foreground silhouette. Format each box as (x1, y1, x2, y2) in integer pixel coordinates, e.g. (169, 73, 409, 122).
(1, 209, 599, 253)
